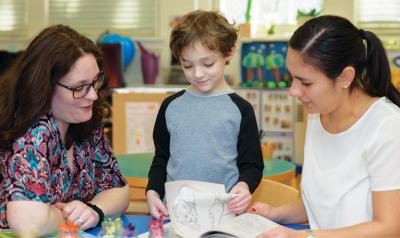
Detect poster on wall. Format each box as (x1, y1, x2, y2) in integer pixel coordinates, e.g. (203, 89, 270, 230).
(125, 102, 160, 153)
(236, 88, 261, 129)
(260, 90, 294, 133)
(241, 41, 290, 89)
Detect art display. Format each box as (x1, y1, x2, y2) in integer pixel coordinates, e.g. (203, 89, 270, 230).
(241, 41, 290, 89)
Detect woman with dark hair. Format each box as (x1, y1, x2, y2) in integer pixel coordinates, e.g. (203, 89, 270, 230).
(0, 25, 129, 237)
(251, 15, 400, 237)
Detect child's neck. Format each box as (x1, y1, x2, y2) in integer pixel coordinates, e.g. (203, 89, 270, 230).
(189, 80, 231, 95)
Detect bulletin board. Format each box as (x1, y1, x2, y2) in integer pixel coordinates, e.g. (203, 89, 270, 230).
(112, 90, 175, 155)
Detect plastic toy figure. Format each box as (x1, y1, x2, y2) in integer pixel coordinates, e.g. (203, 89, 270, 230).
(59, 222, 80, 238)
(148, 218, 166, 238)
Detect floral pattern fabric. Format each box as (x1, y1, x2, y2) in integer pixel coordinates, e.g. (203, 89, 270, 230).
(0, 112, 126, 228)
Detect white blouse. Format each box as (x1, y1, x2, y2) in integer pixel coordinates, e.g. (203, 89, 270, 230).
(301, 97, 400, 229)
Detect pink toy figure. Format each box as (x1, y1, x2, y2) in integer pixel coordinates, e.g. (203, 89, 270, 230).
(148, 218, 165, 238)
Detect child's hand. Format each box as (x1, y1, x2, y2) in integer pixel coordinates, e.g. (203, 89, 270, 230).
(146, 190, 169, 219)
(248, 202, 278, 221)
(228, 182, 251, 214)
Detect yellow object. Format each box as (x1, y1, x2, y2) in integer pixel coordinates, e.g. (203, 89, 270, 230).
(261, 142, 274, 159)
(251, 178, 299, 207)
(239, 22, 251, 38)
(391, 68, 400, 92)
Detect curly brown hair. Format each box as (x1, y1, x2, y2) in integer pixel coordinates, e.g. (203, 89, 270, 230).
(170, 10, 238, 62)
(0, 24, 109, 150)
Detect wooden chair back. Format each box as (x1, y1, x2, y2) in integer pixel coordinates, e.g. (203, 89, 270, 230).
(251, 178, 299, 207)
(125, 177, 149, 215)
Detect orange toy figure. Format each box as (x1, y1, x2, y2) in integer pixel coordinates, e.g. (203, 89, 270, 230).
(59, 221, 80, 238)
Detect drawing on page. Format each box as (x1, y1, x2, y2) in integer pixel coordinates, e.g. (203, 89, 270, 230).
(209, 193, 232, 228)
(172, 185, 201, 231)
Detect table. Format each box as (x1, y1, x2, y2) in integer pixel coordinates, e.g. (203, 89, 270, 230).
(86, 215, 309, 236)
(116, 153, 297, 213)
(0, 215, 309, 237)
(116, 153, 152, 214)
(263, 158, 296, 185)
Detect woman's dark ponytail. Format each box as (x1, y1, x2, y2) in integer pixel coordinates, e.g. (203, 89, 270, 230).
(362, 30, 400, 106)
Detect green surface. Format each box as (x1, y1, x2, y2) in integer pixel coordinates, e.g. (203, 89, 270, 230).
(263, 158, 296, 176)
(0, 231, 94, 238)
(0, 230, 15, 238)
(116, 153, 153, 178)
(116, 153, 295, 178)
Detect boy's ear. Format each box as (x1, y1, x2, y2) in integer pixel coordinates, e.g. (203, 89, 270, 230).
(225, 45, 237, 62)
(338, 66, 355, 88)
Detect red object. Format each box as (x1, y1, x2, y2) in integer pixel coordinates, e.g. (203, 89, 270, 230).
(148, 219, 166, 238)
(251, 207, 256, 213)
(98, 43, 125, 88)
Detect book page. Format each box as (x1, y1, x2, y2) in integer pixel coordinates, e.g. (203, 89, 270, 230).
(165, 180, 235, 238)
(200, 213, 279, 238)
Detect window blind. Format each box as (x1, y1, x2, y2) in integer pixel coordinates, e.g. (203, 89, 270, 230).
(49, 0, 157, 37)
(0, 0, 27, 37)
(357, 0, 400, 35)
(358, 0, 400, 22)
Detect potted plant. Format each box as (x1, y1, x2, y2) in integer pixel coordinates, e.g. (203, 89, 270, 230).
(239, 0, 252, 37)
(296, 8, 320, 27)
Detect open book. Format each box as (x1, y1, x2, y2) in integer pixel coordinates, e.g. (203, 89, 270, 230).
(198, 212, 279, 238)
(162, 180, 279, 238)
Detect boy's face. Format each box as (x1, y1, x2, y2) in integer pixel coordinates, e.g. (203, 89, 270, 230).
(180, 41, 233, 94)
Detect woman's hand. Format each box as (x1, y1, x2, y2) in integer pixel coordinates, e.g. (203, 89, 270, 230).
(256, 226, 302, 238)
(146, 190, 169, 219)
(228, 182, 252, 214)
(55, 201, 98, 230)
(248, 202, 279, 221)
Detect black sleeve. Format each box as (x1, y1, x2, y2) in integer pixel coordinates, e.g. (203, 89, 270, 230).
(230, 94, 264, 193)
(146, 90, 184, 199)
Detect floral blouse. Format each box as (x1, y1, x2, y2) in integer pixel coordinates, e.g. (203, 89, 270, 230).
(0, 112, 126, 228)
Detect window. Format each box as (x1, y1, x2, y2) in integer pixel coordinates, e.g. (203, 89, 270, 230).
(49, 0, 158, 37)
(219, 0, 322, 26)
(357, 0, 400, 35)
(358, 0, 400, 22)
(0, 0, 27, 37)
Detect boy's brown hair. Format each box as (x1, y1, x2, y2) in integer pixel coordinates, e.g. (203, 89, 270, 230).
(170, 10, 238, 61)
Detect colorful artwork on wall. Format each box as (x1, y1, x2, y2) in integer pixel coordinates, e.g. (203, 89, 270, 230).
(241, 41, 291, 89)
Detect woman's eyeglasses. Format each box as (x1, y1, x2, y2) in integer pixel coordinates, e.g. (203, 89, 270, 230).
(57, 72, 104, 99)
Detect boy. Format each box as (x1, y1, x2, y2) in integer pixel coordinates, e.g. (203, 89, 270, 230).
(146, 10, 264, 219)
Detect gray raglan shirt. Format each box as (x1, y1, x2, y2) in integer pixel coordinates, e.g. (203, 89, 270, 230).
(147, 89, 263, 198)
